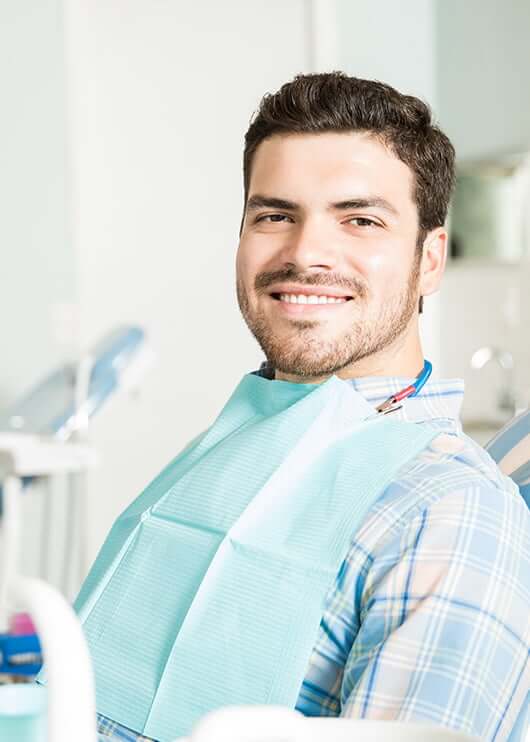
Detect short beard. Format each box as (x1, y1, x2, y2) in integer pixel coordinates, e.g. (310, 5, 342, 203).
(237, 251, 422, 379)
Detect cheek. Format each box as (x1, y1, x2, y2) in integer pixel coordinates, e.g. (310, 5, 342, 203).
(362, 252, 386, 273)
(360, 248, 409, 290)
(237, 236, 271, 286)
(236, 242, 253, 284)
(354, 253, 392, 296)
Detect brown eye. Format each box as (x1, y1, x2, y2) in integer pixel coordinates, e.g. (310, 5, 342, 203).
(256, 214, 292, 223)
(349, 217, 378, 227)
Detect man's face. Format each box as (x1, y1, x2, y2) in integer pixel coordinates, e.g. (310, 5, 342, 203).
(236, 131, 424, 380)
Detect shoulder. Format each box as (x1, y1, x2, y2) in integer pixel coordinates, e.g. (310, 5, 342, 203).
(342, 428, 530, 632)
(352, 426, 529, 561)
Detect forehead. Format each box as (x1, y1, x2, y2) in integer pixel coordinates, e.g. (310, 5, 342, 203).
(248, 132, 416, 217)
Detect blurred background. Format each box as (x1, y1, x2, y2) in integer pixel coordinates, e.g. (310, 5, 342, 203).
(1, 0, 529, 594)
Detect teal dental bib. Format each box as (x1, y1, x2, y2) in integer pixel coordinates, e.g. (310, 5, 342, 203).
(73, 373, 438, 741)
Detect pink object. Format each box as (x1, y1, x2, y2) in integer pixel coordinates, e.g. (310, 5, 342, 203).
(9, 612, 37, 636)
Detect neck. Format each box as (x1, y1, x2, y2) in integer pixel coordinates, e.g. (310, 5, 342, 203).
(274, 329, 425, 384)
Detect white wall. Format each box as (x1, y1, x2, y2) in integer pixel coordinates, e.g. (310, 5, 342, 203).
(337, 0, 437, 100)
(437, 0, 530, 160)
(435, 0, 530, 422)
(0, 1, 75, 407)
(64, 0, 310, 566)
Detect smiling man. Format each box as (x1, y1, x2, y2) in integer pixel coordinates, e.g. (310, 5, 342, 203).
(70, 74, 529, 742)
(231, 79, 530, 740)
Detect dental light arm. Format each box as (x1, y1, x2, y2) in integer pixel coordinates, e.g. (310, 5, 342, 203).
(0, 325, 154, 441)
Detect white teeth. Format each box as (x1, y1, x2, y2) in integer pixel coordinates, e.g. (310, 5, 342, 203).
(278, 293, 347, 305)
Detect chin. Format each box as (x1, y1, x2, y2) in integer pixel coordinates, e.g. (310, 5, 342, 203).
(268, 351, 350, 379)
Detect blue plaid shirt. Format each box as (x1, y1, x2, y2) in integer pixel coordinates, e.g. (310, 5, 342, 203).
(98, 372, 530, 742)
(290, 374, 530, 741)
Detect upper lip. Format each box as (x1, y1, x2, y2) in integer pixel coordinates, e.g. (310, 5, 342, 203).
(267, 284, 353, 299)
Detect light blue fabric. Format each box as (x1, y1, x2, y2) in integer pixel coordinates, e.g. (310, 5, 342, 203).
(71, 373, 437, 741)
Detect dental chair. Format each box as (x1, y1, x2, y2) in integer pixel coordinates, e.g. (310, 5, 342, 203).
(486, 407, 530, 507)
(183, 706, 478, 741)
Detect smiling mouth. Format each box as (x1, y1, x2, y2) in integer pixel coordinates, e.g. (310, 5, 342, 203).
(270, 292, 353, 305)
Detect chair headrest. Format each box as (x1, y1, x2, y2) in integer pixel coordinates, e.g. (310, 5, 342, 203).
(486, 409, 530, 508)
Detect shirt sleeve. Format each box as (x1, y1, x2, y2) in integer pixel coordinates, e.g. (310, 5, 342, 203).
(340, 483, 530, 740)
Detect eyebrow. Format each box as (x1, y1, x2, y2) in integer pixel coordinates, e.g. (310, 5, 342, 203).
(245, 194, 399, 217)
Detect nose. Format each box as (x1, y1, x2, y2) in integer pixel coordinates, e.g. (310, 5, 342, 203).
(279, 218, 338, 272)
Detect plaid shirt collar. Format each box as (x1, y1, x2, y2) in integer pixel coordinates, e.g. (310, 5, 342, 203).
(253, 362, 464, 428)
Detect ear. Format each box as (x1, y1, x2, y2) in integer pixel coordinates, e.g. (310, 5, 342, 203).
(419, 227, 447, 298)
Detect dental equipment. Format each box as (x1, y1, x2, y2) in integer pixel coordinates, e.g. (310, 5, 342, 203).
(0, 325, 155, 597)
(187, 705, 479, 742)
(0, 325, 155, 440)
(471, 346, 518, 417)
(0, 433, 98, 741)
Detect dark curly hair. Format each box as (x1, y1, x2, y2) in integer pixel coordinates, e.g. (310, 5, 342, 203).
(243, 72, 455, 245)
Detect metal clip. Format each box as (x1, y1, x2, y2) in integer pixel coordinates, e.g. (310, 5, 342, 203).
(376, 398, 403, 416)
(365, 402, 403, 421)
(379, 402, 403, 416)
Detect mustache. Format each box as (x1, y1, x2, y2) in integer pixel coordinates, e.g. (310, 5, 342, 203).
(254, 267, 367, 298)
